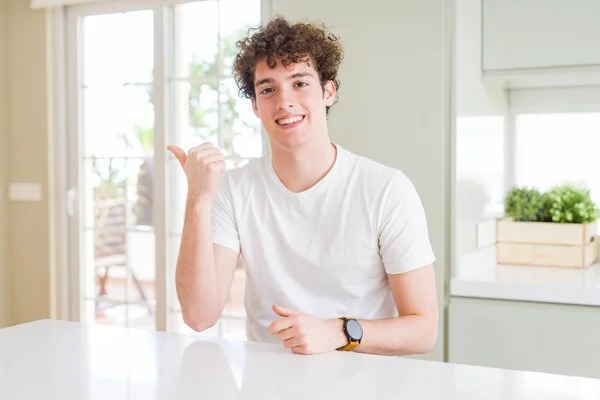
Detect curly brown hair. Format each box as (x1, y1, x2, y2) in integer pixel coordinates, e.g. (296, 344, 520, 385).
(232, 16, 344, 115)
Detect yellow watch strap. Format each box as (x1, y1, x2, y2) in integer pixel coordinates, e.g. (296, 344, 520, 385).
(337, 341, 360, 351)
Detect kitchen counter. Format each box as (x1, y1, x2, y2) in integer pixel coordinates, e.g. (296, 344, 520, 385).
(451, 259, 600, 306)
(1, 319, 600, 399)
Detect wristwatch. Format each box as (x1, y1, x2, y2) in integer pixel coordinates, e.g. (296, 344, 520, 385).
(337, 317, 363, 351)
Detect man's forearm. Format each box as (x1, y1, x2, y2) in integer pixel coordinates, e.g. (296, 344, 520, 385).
(175, 200, 221, 330)
(334, 315, 438, 356)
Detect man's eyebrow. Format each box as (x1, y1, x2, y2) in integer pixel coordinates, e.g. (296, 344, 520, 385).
(289, 72, 315, 80)
(255, 77, 273, 87)
(255, 72, 317, 88)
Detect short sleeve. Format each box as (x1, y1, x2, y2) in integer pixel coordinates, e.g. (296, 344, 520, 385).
(378, 173, 436, 274)
(211, 172, 241, 254)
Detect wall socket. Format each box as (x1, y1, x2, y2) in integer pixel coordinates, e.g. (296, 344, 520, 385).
(9, 183, 43, 202)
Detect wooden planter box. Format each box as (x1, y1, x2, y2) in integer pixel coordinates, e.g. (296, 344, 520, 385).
(496, 218, 599, 268)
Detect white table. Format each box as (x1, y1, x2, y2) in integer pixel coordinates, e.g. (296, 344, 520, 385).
(1, 320, 599, 399)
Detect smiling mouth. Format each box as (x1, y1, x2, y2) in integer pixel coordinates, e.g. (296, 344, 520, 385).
(276, 115, 306, 126)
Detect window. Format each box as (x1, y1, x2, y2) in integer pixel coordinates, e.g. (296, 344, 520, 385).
(514, 112, 600, 234)
(509, 86, 600, 234)
(68, 0, 262, 339)
(452, 87, 600, 276)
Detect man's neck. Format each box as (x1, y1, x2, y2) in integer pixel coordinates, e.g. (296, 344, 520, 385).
(271, 138, 337, 193)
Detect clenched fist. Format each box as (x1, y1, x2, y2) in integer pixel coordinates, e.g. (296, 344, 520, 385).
(167, 142, 226, 206)
(268, 305, 349, 355)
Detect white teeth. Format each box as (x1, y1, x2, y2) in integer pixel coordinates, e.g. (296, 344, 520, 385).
(277, 116, 303, 125)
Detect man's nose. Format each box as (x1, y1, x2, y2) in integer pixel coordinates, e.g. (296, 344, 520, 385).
(275, 87, 294, 109)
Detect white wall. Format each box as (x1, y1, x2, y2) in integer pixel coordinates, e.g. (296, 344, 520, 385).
(0, 0, 10, 328)
(270, 0, 451, 362)
(454, 0, 508, 270)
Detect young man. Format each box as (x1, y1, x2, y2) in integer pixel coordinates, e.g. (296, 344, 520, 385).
(167, 16, 438, 356)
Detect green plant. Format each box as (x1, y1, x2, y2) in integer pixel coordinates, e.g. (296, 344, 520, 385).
(504, 186, 545, 221)
(539, 192, 554, 222)
(543, 184, 600, 224)
(504, 183, 600, 224)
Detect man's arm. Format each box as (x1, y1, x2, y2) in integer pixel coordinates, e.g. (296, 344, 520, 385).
(348, 173, 438, 356)
(268, 264, 438, 356)
(175, 202, 239, 331)
(168, 142, 240, 332)
(352, 263, 438, 356)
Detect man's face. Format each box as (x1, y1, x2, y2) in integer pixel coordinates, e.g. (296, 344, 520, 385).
(251, 58, 336, 150)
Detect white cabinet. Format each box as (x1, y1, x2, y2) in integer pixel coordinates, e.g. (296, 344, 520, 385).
(483, 0, 600, 71)
(482, 0, 600, 87)
(448, 296, 600, 380)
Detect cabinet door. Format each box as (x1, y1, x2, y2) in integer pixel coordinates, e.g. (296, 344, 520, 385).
(483, 0, 600, 71)
(449, 296, 600, 379)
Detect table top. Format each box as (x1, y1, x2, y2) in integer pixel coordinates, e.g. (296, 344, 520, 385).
(1, 319, 600, 399)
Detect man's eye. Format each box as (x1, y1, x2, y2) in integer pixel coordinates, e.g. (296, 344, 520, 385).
(295, 82, 308, 88)
(260, 88, 274, 95)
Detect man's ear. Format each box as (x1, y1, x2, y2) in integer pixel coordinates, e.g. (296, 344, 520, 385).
(323, 80, 336, 107)
(251, 96, 259, 118)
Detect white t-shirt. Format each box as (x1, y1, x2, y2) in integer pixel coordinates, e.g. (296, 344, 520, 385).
(211, 143, 436, 344)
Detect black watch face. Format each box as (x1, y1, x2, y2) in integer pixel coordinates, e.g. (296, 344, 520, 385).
(346, 319, 363, 341)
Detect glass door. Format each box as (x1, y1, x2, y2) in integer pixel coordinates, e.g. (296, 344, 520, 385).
(68, 6, 158, 330)
(67, 0, 262, 336)
(166, 0, 262, 338)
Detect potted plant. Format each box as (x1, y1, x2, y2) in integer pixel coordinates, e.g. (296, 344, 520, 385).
(497, 183, 600, 268)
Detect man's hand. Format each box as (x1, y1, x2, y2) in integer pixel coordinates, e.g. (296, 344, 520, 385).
(267, 304, 348, 355)
(167, 142, 226, 206)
